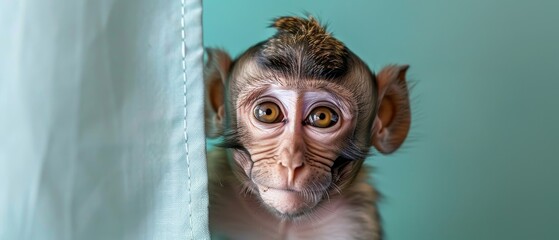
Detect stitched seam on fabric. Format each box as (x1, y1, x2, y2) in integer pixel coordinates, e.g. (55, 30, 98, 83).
(180, 0, 194, 239)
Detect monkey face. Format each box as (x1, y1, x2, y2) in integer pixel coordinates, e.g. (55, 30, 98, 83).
(205, 16, 411, 221)
(234, 84, 357, 218)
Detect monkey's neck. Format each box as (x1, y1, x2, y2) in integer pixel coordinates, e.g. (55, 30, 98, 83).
(210, 177, 349, 239)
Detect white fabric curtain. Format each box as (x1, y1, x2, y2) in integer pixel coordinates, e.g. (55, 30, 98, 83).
(0, 0, 209, 239)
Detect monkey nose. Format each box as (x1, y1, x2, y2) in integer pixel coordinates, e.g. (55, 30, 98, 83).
(279, 157, 304, 186)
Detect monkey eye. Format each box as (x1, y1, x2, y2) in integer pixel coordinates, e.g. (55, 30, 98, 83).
(305, 107, 339, 128)
(253, 102, 284, 123)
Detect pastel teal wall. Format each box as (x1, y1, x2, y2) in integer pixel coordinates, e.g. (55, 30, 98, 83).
(204, 1, 559, 239)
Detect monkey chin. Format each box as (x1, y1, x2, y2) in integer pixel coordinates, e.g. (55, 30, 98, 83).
(256, 184, 323, 219)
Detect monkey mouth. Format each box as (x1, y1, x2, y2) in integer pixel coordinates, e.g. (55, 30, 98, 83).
(255, 184, 323, 218)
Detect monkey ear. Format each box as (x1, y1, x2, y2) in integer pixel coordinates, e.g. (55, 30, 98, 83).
(371, 65, 411, 154)
(204, 48, 232, 138)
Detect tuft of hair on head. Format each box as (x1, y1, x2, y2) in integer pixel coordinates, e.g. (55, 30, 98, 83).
(259, 15, 349, 79)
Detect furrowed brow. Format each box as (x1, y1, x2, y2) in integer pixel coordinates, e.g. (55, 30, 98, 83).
(236, 86, 271, 109)
(316, 86, 356, 113)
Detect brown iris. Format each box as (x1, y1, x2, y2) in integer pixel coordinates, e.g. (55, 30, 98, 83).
(306, 107, 339, 128)
(254, 102, 283, 123)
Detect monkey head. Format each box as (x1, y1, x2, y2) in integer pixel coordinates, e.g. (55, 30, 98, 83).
(205, 16, 410, 218)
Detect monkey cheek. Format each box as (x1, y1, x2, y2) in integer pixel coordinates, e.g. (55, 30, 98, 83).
(258, 186, 319, 216)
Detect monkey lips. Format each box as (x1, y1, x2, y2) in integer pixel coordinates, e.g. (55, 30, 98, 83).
(255, 184, 323, 217)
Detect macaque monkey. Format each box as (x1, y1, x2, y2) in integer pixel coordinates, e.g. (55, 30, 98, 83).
(205, 16, 411, 240)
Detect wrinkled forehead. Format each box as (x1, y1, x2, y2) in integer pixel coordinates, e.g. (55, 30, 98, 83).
(228, 47, 377, 106)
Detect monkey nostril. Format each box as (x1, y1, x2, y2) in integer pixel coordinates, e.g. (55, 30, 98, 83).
(279, 159, 304, 170)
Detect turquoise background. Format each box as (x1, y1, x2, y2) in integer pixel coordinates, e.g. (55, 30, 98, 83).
(204, 0, 559, 239)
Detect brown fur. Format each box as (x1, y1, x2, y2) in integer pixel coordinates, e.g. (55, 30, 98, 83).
(261, 16, 348, 78)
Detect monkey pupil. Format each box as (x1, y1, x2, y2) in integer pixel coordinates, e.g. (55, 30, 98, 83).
(265, 109, 272, 115)
(319, 113, 326, 120)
